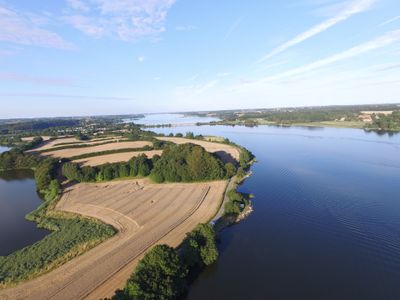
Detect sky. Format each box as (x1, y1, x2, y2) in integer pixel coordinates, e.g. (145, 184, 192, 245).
(0, 0, 400, 118)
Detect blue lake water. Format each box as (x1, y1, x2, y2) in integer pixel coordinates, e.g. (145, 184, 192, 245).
(1, 118, 400, 299)
(124, 113, 220, 126)
(150, 123, 400, 300)
(0, 147, 49, 256)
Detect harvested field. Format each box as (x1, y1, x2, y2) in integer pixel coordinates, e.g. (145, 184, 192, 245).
(21, 136, 51, 142)
(27, 137, 123, 152)
(157, 136, 240, 163)
(40, 141, 152, 159)
(74, 150, 163, 166)
(0, 179, 227, 300)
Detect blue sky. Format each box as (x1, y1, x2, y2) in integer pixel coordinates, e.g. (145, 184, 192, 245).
(0, 0, 399, 118)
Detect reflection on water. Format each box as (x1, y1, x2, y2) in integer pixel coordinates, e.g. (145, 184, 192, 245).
(124, 113, 220, 126)
(0, 170, 49, 256)
(0, 146, 9, 153)
(149, 124, 400, 300)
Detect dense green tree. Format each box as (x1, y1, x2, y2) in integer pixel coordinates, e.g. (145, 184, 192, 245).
(81, 166, 97, 182)
(102, 164, 114, 181)
(182, 224, 218, 268)
(224, 162, 236, 178)
(150, 144, 226, 183)
(47, 179, 61, 199)
(35, 158, 58, 192)
(62, 162, 82, 182)
(125, 245, 187, 300)
(76, 132, 90, 140)
(136, 154, 152, 177)
(118, 163, 130, 178)
(239, 148, 254, 168)
(185, 132, 194, 139)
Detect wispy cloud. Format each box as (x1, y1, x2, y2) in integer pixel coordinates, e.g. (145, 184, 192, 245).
(0, 93, 135, 101)
(175, 80, 219, 95)
(255, 29, 400, 83)
(0, 5, 73, 49)
(63, 15, 105, 37)
(379, 15, 400, 27)
(217, 72, 231, 77)
(374, 62, 400, 72)
(67, 0, 90, 12)
(258, 0, 376, 63)
(176, 25, 198, 31)
(186, 73, 200, 82)
(0, 49, 16, 57)
(0, 72, 76, 86)
(223, 17, 244, 41)
(65, 0, 176, 41)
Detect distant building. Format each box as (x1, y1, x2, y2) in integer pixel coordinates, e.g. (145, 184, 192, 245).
(358, 114, 373, 123)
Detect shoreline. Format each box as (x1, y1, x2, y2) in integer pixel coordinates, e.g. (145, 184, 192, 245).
(142, 120, 400, 133)
(0, 136, 255, 299)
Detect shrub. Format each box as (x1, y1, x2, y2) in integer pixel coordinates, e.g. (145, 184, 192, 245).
(182, 224, 218, 268)
(124, 245, 187, 300)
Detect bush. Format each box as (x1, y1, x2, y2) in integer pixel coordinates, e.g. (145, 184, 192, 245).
(224, 162, 236, 178)
(224, 189, 249, 217)
(76, 132, 90, 140)
(239, 148, 254, 168)
(182, 224, 218, 268)
(62, 162, 82, 182)
(124, 245, 187, 300)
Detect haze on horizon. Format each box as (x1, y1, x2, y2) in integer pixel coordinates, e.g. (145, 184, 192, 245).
(0, 0, 400, 118)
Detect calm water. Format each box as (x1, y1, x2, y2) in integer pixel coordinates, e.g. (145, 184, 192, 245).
(124, 113, 220, 126)
(150, 123, 400, 300)
(0, 146, 49, 256)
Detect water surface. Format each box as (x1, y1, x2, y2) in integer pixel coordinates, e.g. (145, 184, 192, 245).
(0, 150, 49, 256)
(124, 113, 220, 126)
(150, 123, 400, 300)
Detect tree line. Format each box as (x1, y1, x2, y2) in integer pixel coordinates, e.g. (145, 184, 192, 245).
(365, 111, 400, 131)
(62, 143, 236, 184)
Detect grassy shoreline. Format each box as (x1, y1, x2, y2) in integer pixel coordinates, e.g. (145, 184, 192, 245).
(0, 171, 115, 289)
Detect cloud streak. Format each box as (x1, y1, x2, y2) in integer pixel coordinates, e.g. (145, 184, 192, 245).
(258, 29, 400, 83)
(0, 5, 73, 49)
(379, 15, 400, 27)
(223, 17, 244, 41)
(0, 93, 135, 101)
(65, 0, 176, 41)
(258, 0, 376, 63)
(0, 72, 76, 86)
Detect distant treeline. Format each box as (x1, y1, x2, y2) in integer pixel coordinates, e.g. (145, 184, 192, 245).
(366, 111, 400, 131)
(191, 104, 400, 129)
(0, 119, 80, 133)
(0, 148, 60, 201)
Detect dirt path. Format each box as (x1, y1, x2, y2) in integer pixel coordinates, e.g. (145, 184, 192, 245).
(0, 180, 226, 300)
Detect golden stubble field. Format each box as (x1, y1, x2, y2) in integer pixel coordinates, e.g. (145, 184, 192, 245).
(73, 150, 163, 166)
(0, 179, 227, 300)
(38, 141, 152, 159)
